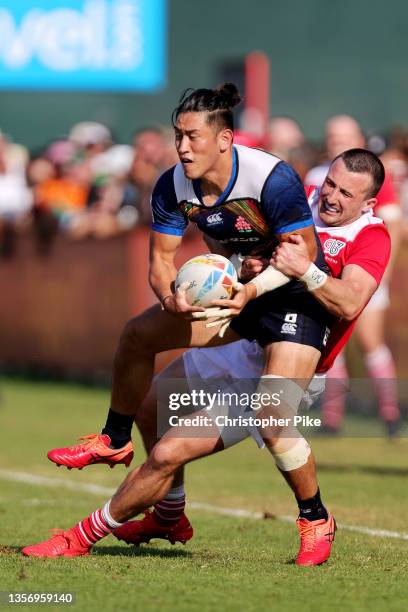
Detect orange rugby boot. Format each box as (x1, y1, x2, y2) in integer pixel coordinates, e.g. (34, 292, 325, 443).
(22, 529, 91, 558)
(295, 513, 336, 566)
(47, 434, 134, 469)
(113, 511, 193, 546)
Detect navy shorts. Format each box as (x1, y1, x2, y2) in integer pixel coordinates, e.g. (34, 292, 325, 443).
(230, 281, 334, 351)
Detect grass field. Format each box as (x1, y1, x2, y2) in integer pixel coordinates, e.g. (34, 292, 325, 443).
(1, 378, 407, 612)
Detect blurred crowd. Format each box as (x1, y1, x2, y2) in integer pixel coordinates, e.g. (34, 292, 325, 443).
(1, 114, 408, 257)
(0, 121, 179, 255)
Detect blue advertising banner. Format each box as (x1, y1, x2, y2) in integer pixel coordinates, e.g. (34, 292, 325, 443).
(0, 0, 166, 91)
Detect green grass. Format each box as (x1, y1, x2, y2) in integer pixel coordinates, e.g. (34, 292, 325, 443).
(0, 378, 407, 611)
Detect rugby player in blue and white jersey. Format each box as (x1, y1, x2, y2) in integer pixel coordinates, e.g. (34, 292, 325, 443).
(43, 83, 336, 564)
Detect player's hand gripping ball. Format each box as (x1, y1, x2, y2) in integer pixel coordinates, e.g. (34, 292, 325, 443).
(175, 254, 238, 307)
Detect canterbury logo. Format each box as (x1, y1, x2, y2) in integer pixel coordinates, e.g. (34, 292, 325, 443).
(207, 212, 223, 224)
(323, 238, 346, 256)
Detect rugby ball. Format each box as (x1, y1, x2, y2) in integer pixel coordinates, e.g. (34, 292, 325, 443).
(175, 254, 238, 307)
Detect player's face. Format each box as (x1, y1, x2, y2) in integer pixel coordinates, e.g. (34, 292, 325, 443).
(319, 158, 377, 226)
(174, 112, 229, 180)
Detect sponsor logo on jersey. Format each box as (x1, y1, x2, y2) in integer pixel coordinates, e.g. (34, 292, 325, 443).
(281, 313, 297, 335)
(235, 215, 252, 232)
(323, 238, 346, 256)
(207, 212, 223, 225)
(220, 237, 260, 243)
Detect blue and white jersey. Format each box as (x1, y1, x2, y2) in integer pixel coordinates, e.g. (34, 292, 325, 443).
(151, 144, 313, 256)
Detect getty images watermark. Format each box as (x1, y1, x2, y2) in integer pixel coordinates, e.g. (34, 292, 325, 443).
(157, 377, 407, 439)
(166, 388, 320, 429)
(156, 378, 323, 439)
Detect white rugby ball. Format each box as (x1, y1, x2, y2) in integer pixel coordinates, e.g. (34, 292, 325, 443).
(175, 254, 238, 307)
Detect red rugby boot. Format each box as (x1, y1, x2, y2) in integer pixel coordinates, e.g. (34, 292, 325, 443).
(113, 511, 193, 546)
(47, 434, 133, 469)
(22, 529, 91, 558)
(296, 514, 336, 566)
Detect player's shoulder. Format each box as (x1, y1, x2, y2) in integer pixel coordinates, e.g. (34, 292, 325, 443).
(235, 144, 283, 178)
(154, 166, 176, 191)
(152, 166, 178, 203)
(316, 212, 390, 261)
(231, 145, 294, 201)
(332, 211, 389, 242)
(351, 217, 390, 248)
(337, 215, 390, 258)
(354, 211, 389, 236)
(238, 148, 303, 199)
(150, 166, 180, 216)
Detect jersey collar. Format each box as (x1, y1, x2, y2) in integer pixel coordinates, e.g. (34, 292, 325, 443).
(192, 146, 238, 206)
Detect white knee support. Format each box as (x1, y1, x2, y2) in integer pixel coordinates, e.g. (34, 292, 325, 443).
(273, 437, 311, 471)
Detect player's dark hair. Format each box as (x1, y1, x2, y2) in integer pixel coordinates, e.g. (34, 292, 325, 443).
(334, 148, 385, 197)
(171, 82, 242, 132)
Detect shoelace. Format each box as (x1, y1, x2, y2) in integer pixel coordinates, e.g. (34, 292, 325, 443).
(75, 434, 102, 450)
(298, 522, 317, 552)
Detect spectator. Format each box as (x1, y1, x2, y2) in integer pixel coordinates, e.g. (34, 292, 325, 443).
(268, 116, 305, 161)
(305, 115, 365, 185)
(381, 127, 408, 239)
(128, 128, 169, 224)
(68, 121, 112, 158)
(288, 144, 320, 182)
(0, 129, 29, 178)
(0, 139, 32, 256)
(69, 144, 137, 240)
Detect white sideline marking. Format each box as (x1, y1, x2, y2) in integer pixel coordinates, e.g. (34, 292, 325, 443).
(0, 469, 114, 496)
(1, 469, 407, 542)
(188, 501, 408, 541)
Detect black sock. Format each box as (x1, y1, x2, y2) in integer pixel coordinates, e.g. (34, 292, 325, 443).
(297, 488, 328, 522)
(101, 409, 134, 449)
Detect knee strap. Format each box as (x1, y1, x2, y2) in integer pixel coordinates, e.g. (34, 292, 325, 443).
(273, 437, 311, 471)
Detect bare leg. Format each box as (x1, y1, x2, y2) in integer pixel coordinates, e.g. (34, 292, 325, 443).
(134, 355, 192, 491)
(258, 341, 322, 501)
(111, 304, 239, 416)
(109, 424, 223, 522)
(22, 423, 224, 558)
(278, 454, 318, 500)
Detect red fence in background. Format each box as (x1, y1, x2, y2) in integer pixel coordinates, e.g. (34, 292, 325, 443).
(0, 227, 206, 379)
(0, 228, 407, 383)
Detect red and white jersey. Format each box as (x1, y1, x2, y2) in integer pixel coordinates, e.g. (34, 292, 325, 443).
(304, 186, 391, 373)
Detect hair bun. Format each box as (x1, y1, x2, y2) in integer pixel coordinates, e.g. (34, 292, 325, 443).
(216, 82, 242, 109)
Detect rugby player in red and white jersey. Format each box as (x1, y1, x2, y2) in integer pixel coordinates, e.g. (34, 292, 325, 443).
(320, 172, 402, 434)
(23, 149, 390, 567)
(306, 115, 401, 434)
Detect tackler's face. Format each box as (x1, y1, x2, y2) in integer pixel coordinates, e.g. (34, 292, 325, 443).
(319, 158, 377, 227)
(174, 111, 229, 180)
